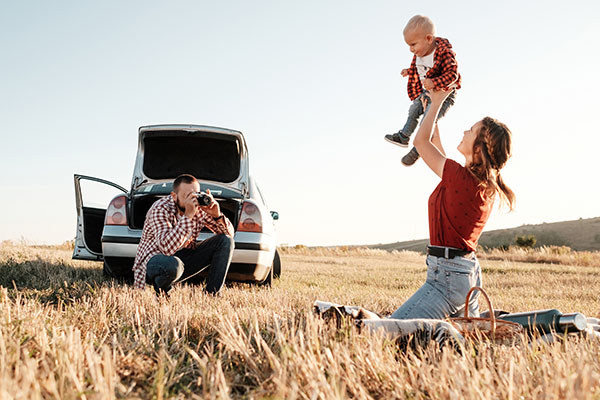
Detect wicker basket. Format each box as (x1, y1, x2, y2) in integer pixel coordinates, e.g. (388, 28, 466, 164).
(449, 286, 523, 342)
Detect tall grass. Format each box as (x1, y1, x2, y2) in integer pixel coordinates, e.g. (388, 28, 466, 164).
(1, 242, 599, 399)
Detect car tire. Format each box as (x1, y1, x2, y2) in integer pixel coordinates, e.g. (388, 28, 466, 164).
(260, 263, 273, 287)
(103, 260, 116, 278)
(103, 257, 134, 283)
(272, 250, 281, 279)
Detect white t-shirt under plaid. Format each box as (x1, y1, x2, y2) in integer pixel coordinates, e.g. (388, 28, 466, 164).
(132, 195, 234, 289)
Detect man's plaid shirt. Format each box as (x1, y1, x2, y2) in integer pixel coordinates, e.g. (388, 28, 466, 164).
(132, 195, 234, 289)
(406, 37, 462, 101)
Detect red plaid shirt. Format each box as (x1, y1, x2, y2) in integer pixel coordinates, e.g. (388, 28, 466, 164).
(406, 37, 461, 101)
(132, 195, 234, 289)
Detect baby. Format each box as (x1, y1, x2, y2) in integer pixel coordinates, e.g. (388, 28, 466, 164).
(385, 15, 461, 166)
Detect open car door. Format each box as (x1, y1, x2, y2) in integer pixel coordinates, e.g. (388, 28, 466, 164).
(73, 174, 128, 260)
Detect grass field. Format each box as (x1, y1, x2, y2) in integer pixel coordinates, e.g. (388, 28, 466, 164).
(1, 242, 600, 399)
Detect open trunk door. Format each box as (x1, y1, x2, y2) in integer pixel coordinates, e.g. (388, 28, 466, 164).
(73, 174, 128, 260)
(130, 125, 250, 197)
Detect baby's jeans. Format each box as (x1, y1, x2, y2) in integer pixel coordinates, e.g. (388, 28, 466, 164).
(389, 253, 481, 320)
(400, 90, 456, 137)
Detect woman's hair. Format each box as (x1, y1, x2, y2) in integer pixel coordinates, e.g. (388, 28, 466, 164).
(468, 117, 516, 210)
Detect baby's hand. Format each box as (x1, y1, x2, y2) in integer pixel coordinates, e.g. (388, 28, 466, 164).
(401, 69, 409, 77)
(423, 78, 435, 90)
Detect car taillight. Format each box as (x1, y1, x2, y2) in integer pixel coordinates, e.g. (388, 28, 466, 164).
(237, 201, 262, 233)
(105, 195, 128, 225)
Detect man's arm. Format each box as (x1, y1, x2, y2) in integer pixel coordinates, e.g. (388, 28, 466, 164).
(155, 206, 195, 255)
(196, 189, 235, 237)
(202, 212, 235, 237)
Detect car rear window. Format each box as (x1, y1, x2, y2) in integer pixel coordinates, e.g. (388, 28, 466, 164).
(143, 132, 241, 183)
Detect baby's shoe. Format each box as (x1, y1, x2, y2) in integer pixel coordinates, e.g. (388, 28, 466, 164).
(384, 132, 410, 147)
(401, 147, 420, 166)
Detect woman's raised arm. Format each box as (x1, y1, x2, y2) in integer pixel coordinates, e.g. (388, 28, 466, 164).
(412, 89, 453, 178)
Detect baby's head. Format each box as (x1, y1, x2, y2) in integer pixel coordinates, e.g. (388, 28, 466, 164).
(403, 15, 436, 57)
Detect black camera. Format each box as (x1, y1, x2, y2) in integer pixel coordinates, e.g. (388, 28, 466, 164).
(196, 192, 212, 206)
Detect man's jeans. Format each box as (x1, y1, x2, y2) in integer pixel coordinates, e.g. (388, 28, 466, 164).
(146, 234, 234, 295)
(400, 90, 456, 138)
(390, 254, 481, 320)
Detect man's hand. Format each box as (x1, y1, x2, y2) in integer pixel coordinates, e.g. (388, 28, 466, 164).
(181, 191, 199, 219)
(401, 69, 409, 77)
(423, 78, 435, 90)
(199, 189, 222, 219)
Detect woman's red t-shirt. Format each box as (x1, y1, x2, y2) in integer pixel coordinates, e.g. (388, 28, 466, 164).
(428, 159, 493, 251)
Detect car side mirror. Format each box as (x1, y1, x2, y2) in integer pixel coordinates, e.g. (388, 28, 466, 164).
(270, 211, 279, 220)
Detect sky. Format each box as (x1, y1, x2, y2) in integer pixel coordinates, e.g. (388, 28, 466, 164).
(1, 1, 599, 247)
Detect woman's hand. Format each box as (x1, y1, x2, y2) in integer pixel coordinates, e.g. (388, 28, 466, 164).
(429, 87, 452, 105)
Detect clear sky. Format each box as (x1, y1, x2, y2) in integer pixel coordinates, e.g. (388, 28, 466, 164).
(1, 1, 599, 246)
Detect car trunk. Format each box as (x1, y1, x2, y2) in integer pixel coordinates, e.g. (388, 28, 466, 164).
(129, 194, 241, 231)
(126, 125, 248, 233)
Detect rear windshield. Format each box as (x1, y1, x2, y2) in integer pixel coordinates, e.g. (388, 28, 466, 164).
(143, 132, 241, 182)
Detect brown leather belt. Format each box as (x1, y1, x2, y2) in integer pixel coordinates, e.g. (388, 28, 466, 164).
(427, 245, 473, 259)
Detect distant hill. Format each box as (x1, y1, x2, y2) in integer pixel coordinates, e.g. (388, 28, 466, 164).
(370, 217, 600, 253)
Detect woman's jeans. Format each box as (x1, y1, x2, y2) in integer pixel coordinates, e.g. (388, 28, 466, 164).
(390, 254, 481, 320)
(146, 234, 234, 295)
(400, 90, 456, 137)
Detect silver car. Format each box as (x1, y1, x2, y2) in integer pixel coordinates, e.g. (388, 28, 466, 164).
(73, 124, 281, 285)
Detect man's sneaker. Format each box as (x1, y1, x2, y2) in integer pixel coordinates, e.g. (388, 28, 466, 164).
(401, 146, 420, 166)
(384, 132, 410, 147)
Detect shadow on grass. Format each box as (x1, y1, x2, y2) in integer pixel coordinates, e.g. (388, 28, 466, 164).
(0, 256, 109, 304)
(0, 256, 106, 290)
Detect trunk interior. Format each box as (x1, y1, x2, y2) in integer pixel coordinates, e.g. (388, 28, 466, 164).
(129, 195, 241, 231)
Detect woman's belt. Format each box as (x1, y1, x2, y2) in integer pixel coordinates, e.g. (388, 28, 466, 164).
(427, 245, 473, 259)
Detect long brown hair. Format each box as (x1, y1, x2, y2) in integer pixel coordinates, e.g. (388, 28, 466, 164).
(468, 117, 515, 210)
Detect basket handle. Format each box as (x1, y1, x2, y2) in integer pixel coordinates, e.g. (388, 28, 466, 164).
(464, 286, 496, 333)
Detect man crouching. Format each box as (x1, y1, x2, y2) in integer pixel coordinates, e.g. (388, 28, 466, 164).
(132, 174, 234, 296)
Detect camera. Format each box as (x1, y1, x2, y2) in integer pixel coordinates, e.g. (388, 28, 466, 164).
(196, 192, 212, 206)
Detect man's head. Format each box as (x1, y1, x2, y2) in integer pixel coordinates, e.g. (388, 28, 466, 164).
(172, 174, 200, 213)
(403, 15, 436, 58)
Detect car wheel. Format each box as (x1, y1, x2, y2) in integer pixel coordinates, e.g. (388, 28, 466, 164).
(103, 257, 134, 283)
(260, 263, 273, 287)
(272, 250, 281, 279)
(103, 260, 116, 278)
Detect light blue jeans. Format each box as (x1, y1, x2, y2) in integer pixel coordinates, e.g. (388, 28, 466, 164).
(400, 90, 456, 138)
(390, 254, 481, 319)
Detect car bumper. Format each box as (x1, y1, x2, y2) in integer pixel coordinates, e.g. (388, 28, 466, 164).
(101, 226, 276, 282)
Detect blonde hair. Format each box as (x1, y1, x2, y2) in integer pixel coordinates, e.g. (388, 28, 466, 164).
(469, 117, 516, 211)
(404, 15, 436, 36)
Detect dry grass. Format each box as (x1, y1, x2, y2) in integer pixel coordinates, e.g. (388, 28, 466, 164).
(282, 244, 600, 267)
(1, 242, 600, 399)
(479, 245, 600, 267)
